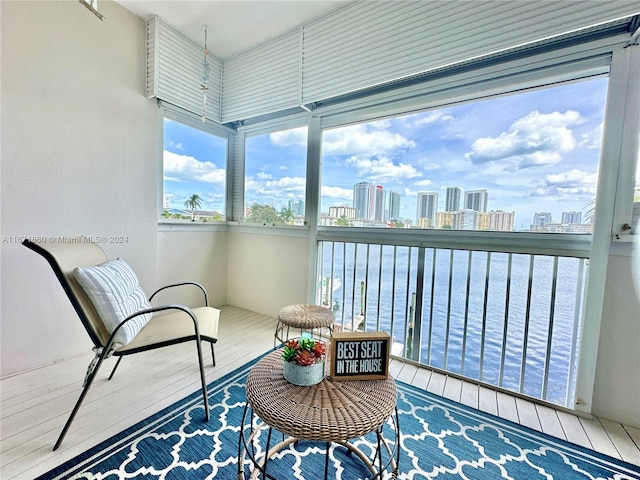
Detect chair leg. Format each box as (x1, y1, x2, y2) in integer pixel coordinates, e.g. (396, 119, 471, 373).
(108, 356, 123, 380)
(53, 350, 108, 451)
(210, 343, 216, 367)
(195, 340, 210, 422)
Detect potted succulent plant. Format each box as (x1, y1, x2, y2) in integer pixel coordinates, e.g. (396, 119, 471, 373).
(282, 333, 327, 386)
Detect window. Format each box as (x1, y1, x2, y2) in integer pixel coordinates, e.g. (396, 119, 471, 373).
(162, 117, 227, 222)
(320, 77, 608, 233)
(244, 126, 308, 225)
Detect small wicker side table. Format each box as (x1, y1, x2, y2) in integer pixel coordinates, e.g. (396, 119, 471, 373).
(237, 350, 400, 480)
(274, 304, 335, 346)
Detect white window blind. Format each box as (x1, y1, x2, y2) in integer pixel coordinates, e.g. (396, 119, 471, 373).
(146, 16, 222, 122)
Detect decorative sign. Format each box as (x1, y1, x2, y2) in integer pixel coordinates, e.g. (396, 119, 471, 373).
(329, 331, 390, 381)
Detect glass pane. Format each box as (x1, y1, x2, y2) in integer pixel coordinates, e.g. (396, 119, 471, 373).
(162, 118, 227, 222)
(244, 126, 308, 225)
(320, 77, 608, 232)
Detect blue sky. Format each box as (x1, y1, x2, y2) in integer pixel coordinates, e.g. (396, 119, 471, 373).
(164, 77, 609, 229)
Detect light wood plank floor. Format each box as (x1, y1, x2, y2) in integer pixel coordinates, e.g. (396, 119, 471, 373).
(2, 306, 639, 479)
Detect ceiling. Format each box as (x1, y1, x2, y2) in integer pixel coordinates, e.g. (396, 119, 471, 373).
(116, 0, 351, 59)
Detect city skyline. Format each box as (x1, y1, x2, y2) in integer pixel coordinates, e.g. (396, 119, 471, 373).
(164, 77, 611, 230)
(326, 181, 586, 231)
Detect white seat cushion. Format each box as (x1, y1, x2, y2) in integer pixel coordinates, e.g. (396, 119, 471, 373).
(118, 306, 220, 352)
(74, 258, 152, 348)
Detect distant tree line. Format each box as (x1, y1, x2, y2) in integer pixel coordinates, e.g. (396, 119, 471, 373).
(245, 203, 294, 225)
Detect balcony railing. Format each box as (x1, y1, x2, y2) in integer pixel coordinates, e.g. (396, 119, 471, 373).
(316, 238, 588, 408)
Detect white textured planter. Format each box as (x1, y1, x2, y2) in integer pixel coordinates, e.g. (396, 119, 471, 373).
(283, 360, 325, 386)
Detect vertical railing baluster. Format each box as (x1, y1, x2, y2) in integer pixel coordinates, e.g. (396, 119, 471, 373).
(566, 257, 586, 407)
(542, 256, 559, 401)
(412, 247, 425, 362)
(427, 248, 437, 365)
(390, 246, 398, 349)
(443, 249, 454, 370)
(403, 247, 413, 358)
(461, 250, 473, 375)
(519, 255, 536, 394)
(499, 253, 513, 387)
(328, 241, 336, 311)
(376, 245, 383, 330)
(363, 244, 371, 328)
(350, 243, 358, 332)
(479, 252, 492, 381)
(340, 242, 347, 328)
(317, 241, 324, 304)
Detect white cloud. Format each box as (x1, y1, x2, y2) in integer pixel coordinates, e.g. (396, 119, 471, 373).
(529, 169, 598, 197)
(343, 155, 421, 182)
(579, 122, 604, 150)
(269, 127, 308, 147)
(163, 151, 225, 185)
(369, 119, 391, 130)
(422, 162, 440, 171)
(246, 175, 306, 198)
(414, 111, 455, 126)
(257, 172, 273, 179)
(323, 123, 415, 157)
(466, 110, 583, 169)
(414, 179, 434, 187)
(322, 186, 353, 200)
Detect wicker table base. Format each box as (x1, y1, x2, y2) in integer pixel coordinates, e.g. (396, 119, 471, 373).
(237, 350, 400, 479)
(274, 304, 335, 346)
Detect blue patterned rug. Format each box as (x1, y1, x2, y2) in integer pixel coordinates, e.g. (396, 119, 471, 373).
(38, 355, 640, 479)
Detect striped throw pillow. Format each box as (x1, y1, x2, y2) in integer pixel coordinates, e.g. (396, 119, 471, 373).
(74, 258, 152, 348)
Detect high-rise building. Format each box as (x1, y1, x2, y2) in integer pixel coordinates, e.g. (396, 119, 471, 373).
(458, 209, 478, 229)
(435, 211, 456, 229)
(562, 211, 582, 224)
(445, 187, 462, 212)
(374, 185, 385, 222)
(288, 199, 305, 216)
(533, 212, 553, 228)
(464, 189, 488, 212)
(353, 182, 374, 220)
(353, 182, 385, 221)
(416, 192, 438, 226)
(388, 191, 401, 220)
(329, 205, 356, 220)
(417, 217, 432, 228)
(478, 210, 515, 231)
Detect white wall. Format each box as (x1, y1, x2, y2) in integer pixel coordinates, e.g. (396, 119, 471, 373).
(0, 1, 158, 376)
(156, 230, 228, 307)
(226, 231, 310, 318)
(592, 245, 640, 427)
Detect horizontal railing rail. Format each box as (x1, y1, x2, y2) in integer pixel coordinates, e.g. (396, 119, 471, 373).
(316, 238, 588, 408)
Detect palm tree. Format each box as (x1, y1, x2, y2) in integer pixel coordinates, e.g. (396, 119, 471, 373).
(279, 207, 294, 225)
(336, 215, 350, 227)
(184, 194, 203, 221)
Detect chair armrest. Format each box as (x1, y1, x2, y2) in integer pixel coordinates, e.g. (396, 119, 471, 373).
(104, 304, 201, 354)
(148, 282, 209, 306)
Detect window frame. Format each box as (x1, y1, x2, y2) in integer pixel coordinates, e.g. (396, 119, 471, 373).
(303, 38, 637, 417)
(236, 115, 312, 229)
(158, 103, 234, 227)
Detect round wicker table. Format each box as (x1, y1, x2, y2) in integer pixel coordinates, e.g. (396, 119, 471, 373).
(237, 350, 399, 480)
(274, 304, 335, 346)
